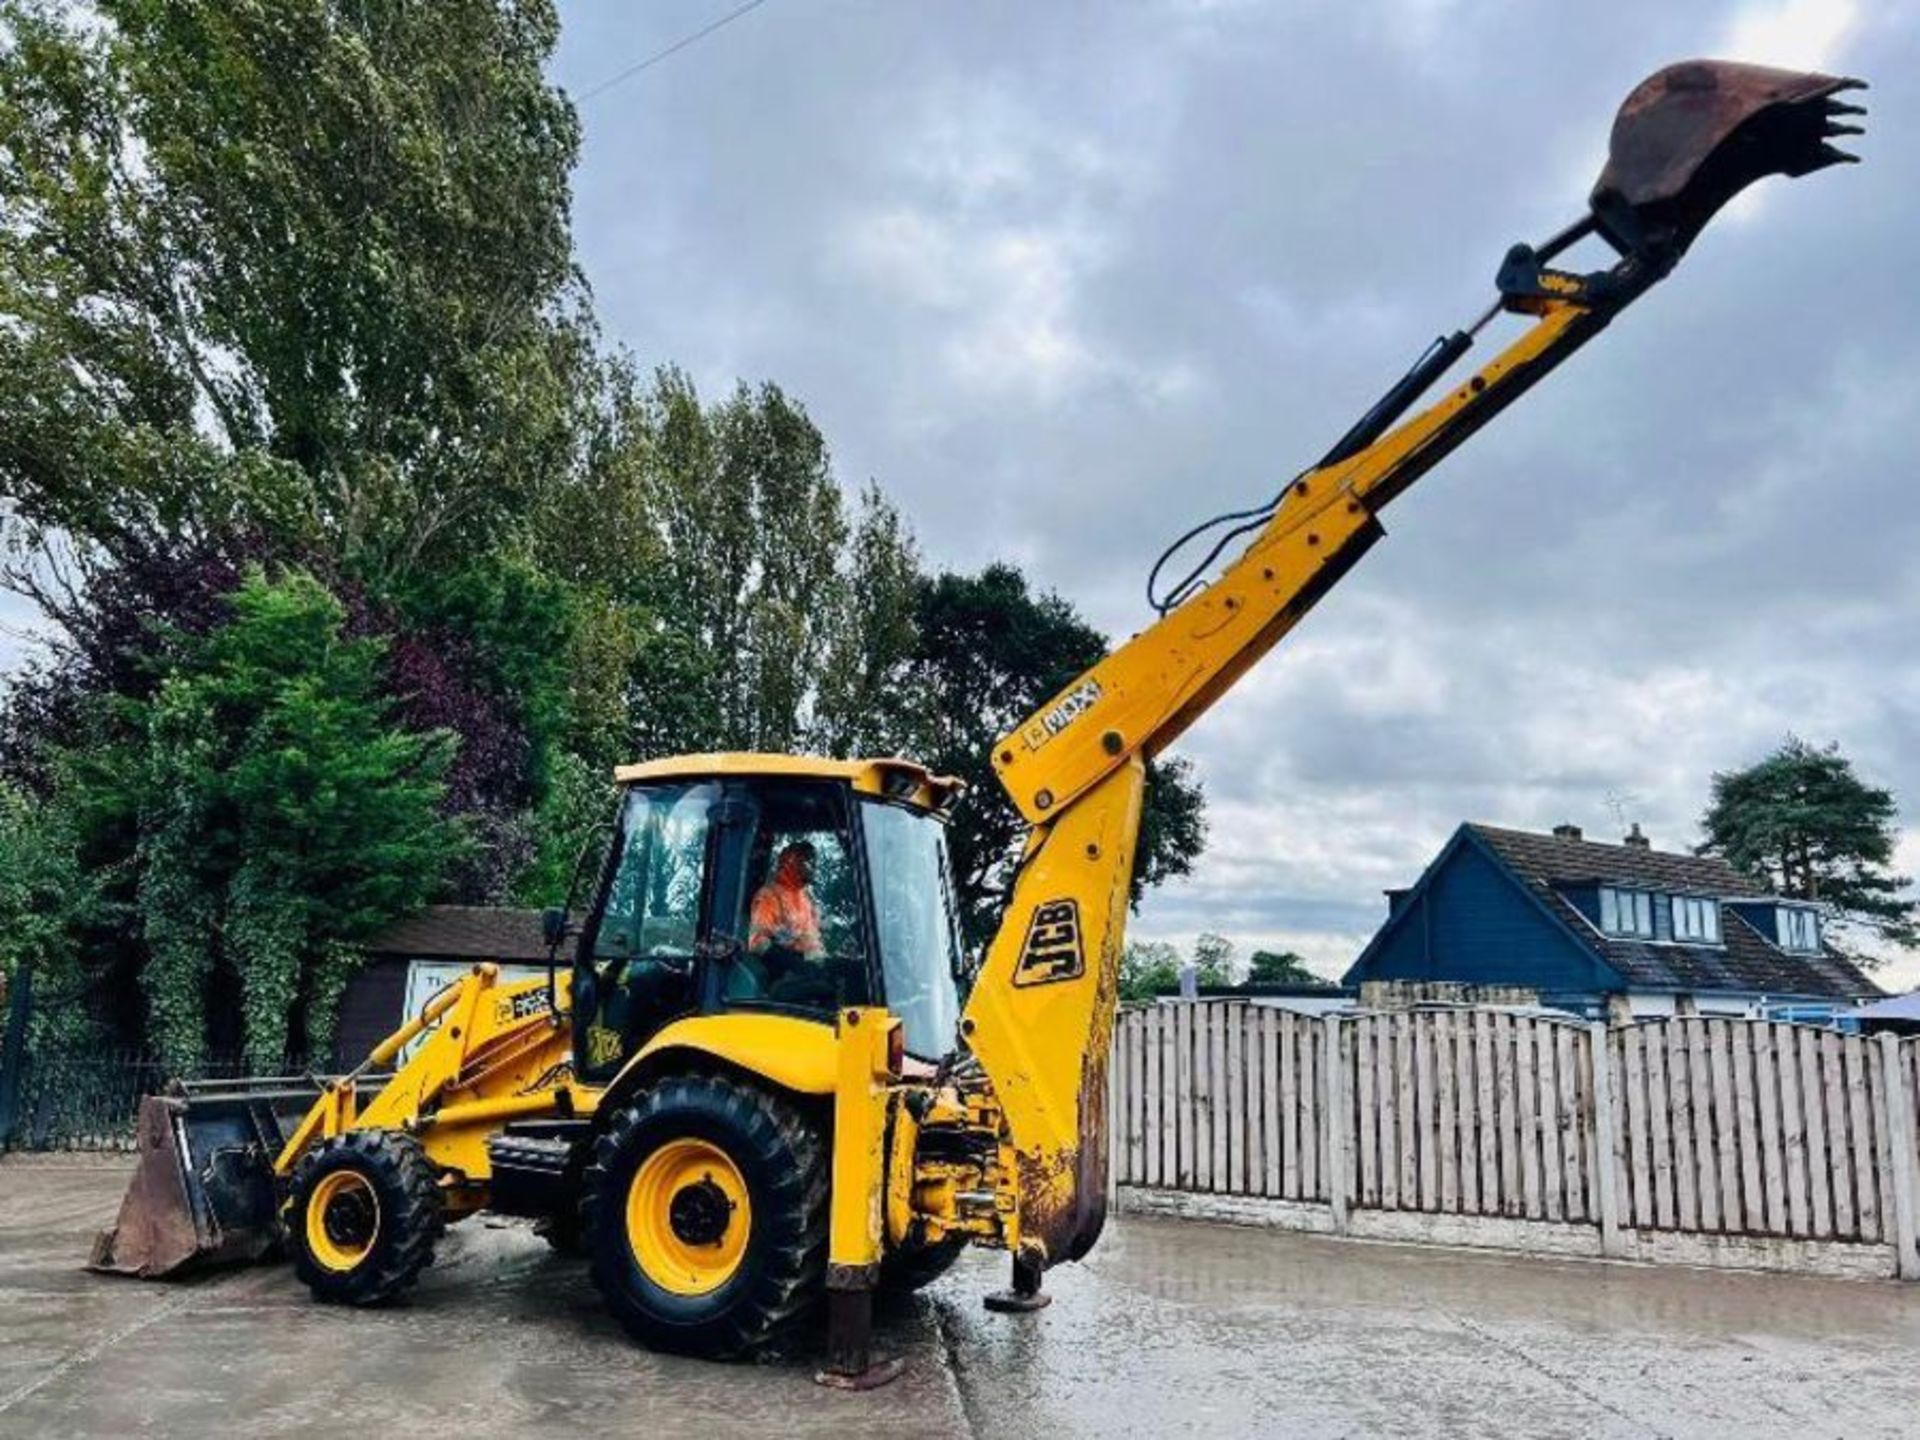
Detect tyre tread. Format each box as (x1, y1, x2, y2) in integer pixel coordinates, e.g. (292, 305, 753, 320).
(289, 1129, 444, 1306)
(584, 1072, 828, 1358)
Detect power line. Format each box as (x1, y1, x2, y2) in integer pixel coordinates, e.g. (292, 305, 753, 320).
(575, 0, 773, 103)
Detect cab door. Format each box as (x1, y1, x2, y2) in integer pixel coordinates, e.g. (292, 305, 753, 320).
(697, 777, 878, 1021)
(573, 780, 723, 1082)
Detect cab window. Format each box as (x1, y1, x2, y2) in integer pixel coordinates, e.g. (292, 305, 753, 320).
(576, 781, 715, 1077)
(594, 782, 717, 965)
(862, 800, 963, 1058)
(719, 781, 872, 1014)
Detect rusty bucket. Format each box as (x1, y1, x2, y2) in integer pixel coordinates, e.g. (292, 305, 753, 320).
(87, 1082, 312, 1278)
(1592, 60, 1865, 258)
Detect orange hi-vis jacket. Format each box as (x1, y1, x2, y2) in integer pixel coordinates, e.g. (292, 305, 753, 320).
(748, 867, 824, 959)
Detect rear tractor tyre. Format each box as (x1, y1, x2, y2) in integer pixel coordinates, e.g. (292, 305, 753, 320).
(288, 1129, 444, 1306)
(585, 1073, 827, 1359)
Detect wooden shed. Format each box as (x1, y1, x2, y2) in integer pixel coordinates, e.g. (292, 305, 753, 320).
(334, 906, 555, 1067)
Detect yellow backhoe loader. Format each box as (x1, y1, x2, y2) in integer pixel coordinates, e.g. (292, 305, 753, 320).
(89, 61, 1866, 1384)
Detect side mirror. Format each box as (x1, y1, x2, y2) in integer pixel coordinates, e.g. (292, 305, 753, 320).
(541, 907, 568, 950)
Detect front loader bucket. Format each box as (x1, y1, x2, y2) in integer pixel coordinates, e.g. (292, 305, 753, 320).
(1592, 60, 1865, 258)
(87, 1082, 315, 1278)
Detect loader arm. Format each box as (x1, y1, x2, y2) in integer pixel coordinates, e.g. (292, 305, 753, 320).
(957, 59, 1866, 1268)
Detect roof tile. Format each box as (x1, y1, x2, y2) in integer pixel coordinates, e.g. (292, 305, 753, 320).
(1468, 825, 1880, 1001)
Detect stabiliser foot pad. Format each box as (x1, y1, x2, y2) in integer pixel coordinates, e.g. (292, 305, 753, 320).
(814, 1356, 908, 1390)
(983, 1288, 1052, 1314)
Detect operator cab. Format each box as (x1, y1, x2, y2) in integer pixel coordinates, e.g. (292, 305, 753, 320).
(570, 756, 967, 1084)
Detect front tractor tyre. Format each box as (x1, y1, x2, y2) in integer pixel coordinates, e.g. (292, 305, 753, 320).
(585, 1074, 828, 1359)
(288, 1130, 444, 1305)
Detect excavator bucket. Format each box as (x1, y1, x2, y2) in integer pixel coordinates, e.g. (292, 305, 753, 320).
(1591, 60, 1865, 259)
(87, 1080, 317, 1278)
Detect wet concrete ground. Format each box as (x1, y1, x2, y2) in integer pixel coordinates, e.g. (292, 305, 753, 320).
(4, 1156, 1920, 1438)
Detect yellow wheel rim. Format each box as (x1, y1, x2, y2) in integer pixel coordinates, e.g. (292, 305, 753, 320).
(625, 1138, 752, 1296)
(306, 1169, 380, 1273)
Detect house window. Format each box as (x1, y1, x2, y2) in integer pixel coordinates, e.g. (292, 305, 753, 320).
(1777, 907, 1821, 953)
(1671, 895, 1722, 944)
(1599, 887, 1654, 938)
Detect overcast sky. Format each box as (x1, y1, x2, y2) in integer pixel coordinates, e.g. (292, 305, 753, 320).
(7, 0, 1916, 987)
(540, 0, 1919, 986)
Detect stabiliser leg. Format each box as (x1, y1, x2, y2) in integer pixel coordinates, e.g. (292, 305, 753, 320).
(815, 1264, 907, 1390)
(983, 1250, 1051, 1314)
(814, 1009, 908, 1388)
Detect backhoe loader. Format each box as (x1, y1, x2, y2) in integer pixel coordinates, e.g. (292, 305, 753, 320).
(89, 60, 1866, 1383)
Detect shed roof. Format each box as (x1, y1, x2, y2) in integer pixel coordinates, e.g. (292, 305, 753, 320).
(366, 905, 554, 963)
(1856, 990, 1920, 1022)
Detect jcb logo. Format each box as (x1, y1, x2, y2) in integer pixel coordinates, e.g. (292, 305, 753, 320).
(493, 989, 550, 1027)
(1014, 899, 1084, 987)
(586, 1024, 624, 1069)
(1020, 678, 1103, 753)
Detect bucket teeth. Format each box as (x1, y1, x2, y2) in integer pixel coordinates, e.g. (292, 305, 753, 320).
(1821, 89, 1867, 155)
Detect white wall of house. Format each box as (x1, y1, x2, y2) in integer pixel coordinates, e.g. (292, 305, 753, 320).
(1624, 990, 1864, 1024)
(1624, 991, 1760, 1019)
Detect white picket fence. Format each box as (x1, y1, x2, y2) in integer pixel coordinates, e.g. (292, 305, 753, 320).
(1108, 1001, 1920, 1278)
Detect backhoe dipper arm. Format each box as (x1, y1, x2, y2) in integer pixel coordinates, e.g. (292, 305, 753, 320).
(994, 270, 1622, 832)
(954, 59, 1865, 1270)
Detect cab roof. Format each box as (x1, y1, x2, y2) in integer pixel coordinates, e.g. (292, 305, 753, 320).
(612, 752, 965, 815)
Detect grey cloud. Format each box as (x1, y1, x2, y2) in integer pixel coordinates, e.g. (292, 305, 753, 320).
(11, 3, 1912, 987)
(553, 0, 1919, 985)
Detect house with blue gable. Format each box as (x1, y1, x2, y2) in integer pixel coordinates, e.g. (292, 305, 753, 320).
(1343, 821, 1881, 1024)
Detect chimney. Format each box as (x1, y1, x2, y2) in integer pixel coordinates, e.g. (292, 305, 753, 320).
(1623, 823, 1651, 850)
(1551, 823, 1584, 842)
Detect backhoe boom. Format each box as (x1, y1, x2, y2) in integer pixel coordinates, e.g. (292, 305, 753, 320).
(958, 58, 1866, 1271)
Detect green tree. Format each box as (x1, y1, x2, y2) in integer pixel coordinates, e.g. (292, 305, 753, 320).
(0, 0, 586, 586)
(901, 563, 1208, 949)
(525, 365, 926, 769)
(1248, 949, 1317, 984)
(0, 0, 1222, 1063)
(636, 370, 856, 752)
(73, 570, 463, 1068)
(1118, 940, 1183, 1002)
(811, 485, 923, 758)
(1698, 736, 1916, 951)
(511, 747, 618, 910)
(0, 780, 102, 1053)
(1192, 931, 1234, 986)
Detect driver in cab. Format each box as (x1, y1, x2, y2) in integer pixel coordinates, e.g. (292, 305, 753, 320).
(735, 841, 835, 1005)
(749, 841, 824, 961)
